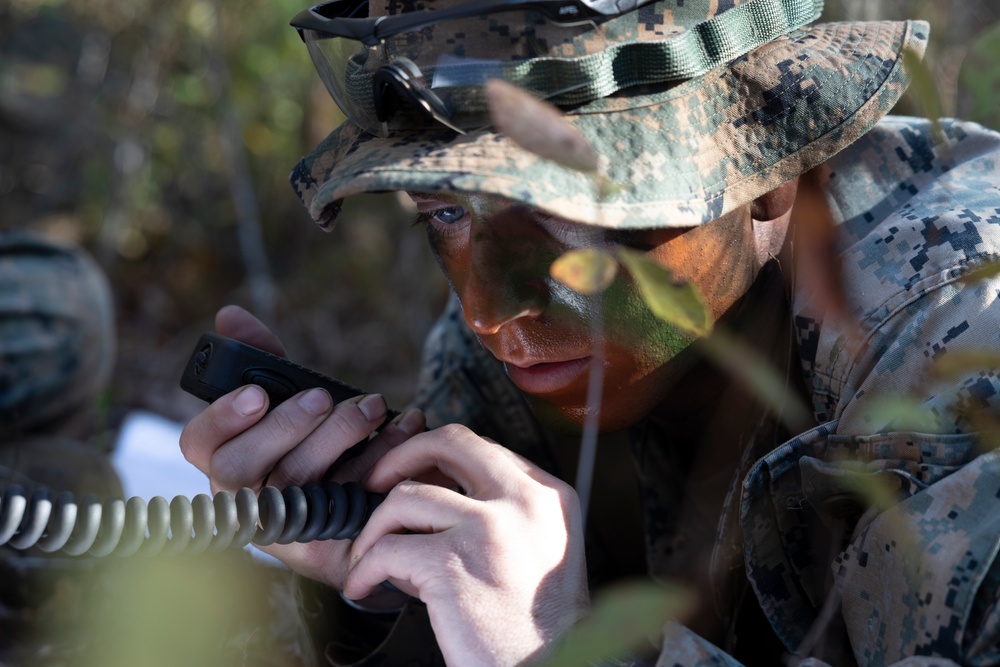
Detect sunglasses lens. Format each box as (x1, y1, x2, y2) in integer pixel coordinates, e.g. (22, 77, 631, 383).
(305, 9, 604, 136)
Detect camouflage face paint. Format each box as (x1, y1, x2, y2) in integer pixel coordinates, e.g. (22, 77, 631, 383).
(410, 193, 759, 431)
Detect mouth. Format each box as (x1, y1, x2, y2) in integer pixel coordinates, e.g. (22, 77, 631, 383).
(503, 357, 592, 396)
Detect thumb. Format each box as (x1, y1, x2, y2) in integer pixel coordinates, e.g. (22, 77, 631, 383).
(214, 304, 288, 357)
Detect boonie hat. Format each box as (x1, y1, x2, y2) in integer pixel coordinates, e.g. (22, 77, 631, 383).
(290, 0, 929, 230)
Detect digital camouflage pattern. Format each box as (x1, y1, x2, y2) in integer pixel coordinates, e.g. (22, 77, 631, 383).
(0, 232, 116, 435)
(296, 118, 1000, 666)
(292, 0, 927, 232)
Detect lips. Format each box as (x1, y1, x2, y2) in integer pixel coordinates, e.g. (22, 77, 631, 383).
(503, 357, 592, 396)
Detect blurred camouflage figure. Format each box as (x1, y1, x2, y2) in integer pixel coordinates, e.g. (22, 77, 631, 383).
(0, 231, 122, 647)
(0, 232, 116, 438)
(178, 0, 1000, 665)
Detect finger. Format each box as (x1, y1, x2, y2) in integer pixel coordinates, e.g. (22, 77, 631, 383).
(344, 532, 434, 600)
(332, 408, 427, 484)
(351, 480, 474, 557)
(264, 393, 388, 489)
(365, 424, 526, 498)
(179, 384, 270, 475)
(215, 305, 287, 357)
(207, 386, 335, 492)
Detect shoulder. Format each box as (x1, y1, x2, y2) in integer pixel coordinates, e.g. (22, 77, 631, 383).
(793, 117, 1000, 430)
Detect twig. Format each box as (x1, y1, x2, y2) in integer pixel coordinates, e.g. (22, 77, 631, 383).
(206, 0, 278, 325)
(574, 294, 604, 527)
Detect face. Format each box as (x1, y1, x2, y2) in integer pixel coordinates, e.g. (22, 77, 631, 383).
(410, 192, 760, 432)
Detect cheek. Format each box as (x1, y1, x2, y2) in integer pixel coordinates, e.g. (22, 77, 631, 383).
(600, 281, 696, 378)
(530, 281, 698, 432)
(652, 211, 756, 321)
(425, 227, 468, 291)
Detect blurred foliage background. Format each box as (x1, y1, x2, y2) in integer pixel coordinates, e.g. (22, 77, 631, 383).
(1, 0, 998, 425)
(0, 0, 448, 426)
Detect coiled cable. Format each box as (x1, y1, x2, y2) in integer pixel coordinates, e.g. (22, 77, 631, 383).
(0, 482, 383, 557)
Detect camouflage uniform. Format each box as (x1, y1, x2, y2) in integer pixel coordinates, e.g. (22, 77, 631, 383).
(297, 116, 1000, 666)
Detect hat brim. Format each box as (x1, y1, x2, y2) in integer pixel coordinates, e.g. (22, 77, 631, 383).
(291, 19, 928, 230)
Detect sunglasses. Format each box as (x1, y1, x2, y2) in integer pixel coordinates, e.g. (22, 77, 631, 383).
(290, 0, 824, 136)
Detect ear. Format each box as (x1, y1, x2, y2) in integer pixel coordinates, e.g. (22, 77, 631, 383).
(750, 178, 799, 269)
(750, 178, 799, 222)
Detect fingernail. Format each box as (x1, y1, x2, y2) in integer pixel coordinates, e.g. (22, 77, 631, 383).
(298, 388, 333, 416)
(358, 394, 387, 422)
(389, 408, 423, 433)
(234, 385, 266, 416)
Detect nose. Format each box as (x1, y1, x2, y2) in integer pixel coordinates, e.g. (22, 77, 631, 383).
(458, 208, 551, 336)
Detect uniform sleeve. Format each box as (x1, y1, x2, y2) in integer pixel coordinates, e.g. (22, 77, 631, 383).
(781, 255, 1000, 667)
(775, 118, 1000, 665)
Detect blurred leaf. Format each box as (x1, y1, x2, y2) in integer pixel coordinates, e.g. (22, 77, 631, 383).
(699, 330, 812, 434)
(3, 63, 68, 98)
(965, 410, 1000, 454)
(186, 0, 216, 37)
(959, 22, 1000, 131)
(861, 393, 942, 433)
(792, 170, 862, 347)
(958, 258, 1000, 285)
(542, 580, 695, 667)
(485, 79, 599, 174)
(903, 46, 943, 140)
(550, 248, 618, 295)
(596, 178, 627, 201)
(617, 247, 712, 337)
(931, 348, 1000, 381)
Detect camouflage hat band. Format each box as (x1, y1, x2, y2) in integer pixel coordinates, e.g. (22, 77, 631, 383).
(291, 17, 929, 229)
(318, 0, 824, 135)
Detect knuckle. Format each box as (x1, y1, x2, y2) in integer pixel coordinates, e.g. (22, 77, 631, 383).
(384, 479, 421, 505)
(210, 452, 249, 490)
(263, 408, 299, 440)
(328, 402, 374, 441)
(271, 456, 313, 488)
(436, 423, 473, 442)
(364, 534, 403, 575)
(466, 499, 498, 527)
(177, 427, 199, 464)
(178, 412, 223, 460)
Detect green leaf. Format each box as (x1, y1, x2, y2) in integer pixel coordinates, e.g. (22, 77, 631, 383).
(959, 22, 1000, 131)
(902, 47, 943, 141)
(550, 248, 619, 295)
(860, 394, 942, 433)
(542, 581, 695, 667)
(958, 258, 1000, 285)
(617, 247, 712, 337)
(931, 348, 1000, 380)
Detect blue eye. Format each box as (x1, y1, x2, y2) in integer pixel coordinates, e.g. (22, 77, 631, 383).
(430, 206, 467, 225)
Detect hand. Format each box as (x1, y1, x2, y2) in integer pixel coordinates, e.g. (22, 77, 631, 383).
(344, 424, 589, 666)
(179, 305, 425, 602)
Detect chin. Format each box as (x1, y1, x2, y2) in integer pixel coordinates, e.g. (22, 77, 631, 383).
(526, 396, 653, 435)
